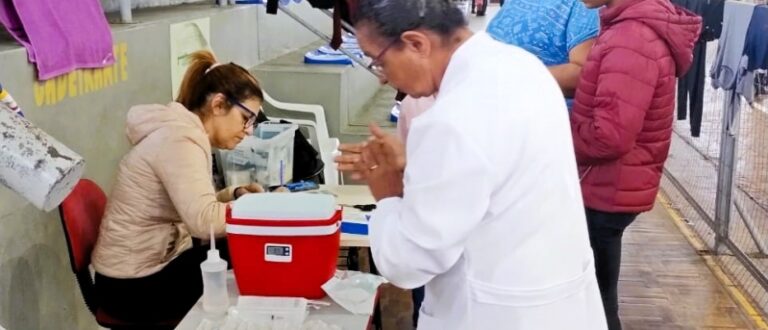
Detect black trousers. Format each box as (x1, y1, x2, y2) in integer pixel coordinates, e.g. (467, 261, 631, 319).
(95, 239, 230, 329)
(677, 41, 707, 137)
(585, 208, 638, 330)
(412, 286, 425, 327)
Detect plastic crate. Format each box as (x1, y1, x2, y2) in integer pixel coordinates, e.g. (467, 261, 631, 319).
(218, 122, 298, 187)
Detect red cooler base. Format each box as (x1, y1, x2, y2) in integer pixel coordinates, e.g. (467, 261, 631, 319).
(227, 226, 341, 299)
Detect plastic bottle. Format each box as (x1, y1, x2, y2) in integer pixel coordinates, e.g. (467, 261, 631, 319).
(0, 83, 24, 117)
(201, 224, 230, 315)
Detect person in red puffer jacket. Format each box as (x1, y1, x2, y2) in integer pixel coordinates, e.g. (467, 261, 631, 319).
(571, 0, 701, 329)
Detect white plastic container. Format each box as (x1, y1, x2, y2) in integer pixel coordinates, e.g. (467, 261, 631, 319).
(234, 296, 309, 329)
(201, 226, 229, 316)
(218, 122, 298, 187)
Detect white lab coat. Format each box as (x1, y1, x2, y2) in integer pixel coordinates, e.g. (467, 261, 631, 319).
(369, 32, 607, 330)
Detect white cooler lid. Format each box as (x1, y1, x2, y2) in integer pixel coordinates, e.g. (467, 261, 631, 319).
(232, 192, 337, 220)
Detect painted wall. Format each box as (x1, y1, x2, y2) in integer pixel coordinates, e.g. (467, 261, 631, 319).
(101, 0, 206, 12)
(0, 2, 327, 328)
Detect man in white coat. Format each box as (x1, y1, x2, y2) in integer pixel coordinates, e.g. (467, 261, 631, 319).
(337, 0, 607, 328)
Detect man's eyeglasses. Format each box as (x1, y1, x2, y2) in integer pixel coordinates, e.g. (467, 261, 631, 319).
(229, 98, 258, 129)
(367, 39, 399, 76)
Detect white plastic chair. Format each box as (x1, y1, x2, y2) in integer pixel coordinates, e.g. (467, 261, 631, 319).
(262, 91, 341, 186)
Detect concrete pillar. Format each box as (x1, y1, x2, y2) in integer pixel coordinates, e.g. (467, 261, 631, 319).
(0, 110, 85, 212)
(119, 0, 133, 23)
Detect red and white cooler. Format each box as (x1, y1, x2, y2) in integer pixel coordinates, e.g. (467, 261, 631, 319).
(226, 192, 341, 299)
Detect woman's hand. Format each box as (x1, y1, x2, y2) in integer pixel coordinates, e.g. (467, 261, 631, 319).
(234, 182, 265, 199)
(272, 186, 290, 193)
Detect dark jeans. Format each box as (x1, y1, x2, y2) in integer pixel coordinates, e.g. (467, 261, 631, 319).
(95, 239, 230, 329)
(585, 208, 638, 330)
(412, 286, 425, 327)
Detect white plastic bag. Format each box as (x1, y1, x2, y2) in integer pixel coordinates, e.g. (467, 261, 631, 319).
(302, 320, 342, 330)
(208, 298, 341, 330)
(231, 296, 308, 330)
(321, 270, 387, 315)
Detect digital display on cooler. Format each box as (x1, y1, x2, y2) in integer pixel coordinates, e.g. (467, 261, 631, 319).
(266, 245, 291, 256)
(265, 243, 292, 262)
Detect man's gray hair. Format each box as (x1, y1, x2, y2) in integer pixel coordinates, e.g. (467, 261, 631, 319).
(353, 0, 467, 41)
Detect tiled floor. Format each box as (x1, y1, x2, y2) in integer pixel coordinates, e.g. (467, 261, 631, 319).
(618, 203, 754, 329)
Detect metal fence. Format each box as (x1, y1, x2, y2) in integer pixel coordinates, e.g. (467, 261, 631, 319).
(662, 37, 768, 314)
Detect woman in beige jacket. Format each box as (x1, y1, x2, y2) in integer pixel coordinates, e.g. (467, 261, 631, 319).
(92, 50, 265, 326)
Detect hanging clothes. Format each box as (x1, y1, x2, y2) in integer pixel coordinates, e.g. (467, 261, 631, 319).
(701, 0, 726, 41)
(0, 0, 114, 80)
(711, 1, 760, 134)
(744, 5, 768, 72)
(677, 41, 707, 136)
(737, 5, 768, 104)
(672, 0, 725, 137)
(710, 1, 755, 91)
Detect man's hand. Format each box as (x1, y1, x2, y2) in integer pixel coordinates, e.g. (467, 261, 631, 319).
(334, 124, 407, 180)
(335, 141, 368, 180)
(367, 124, 406, 171)
(353, 123, 406, 201)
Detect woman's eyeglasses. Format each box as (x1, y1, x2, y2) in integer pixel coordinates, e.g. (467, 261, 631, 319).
(229, 99, 258, 129)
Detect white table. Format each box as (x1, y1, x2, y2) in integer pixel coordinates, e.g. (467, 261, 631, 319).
(176, 185, 376, 330)
(175, 273, 374, 330)
(322, 185, 374, 248)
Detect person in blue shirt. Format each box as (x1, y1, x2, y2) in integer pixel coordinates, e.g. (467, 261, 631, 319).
(487, 0, 599, 108)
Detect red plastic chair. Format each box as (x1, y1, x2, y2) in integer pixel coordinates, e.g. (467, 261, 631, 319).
(58, 179, 177, 329)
